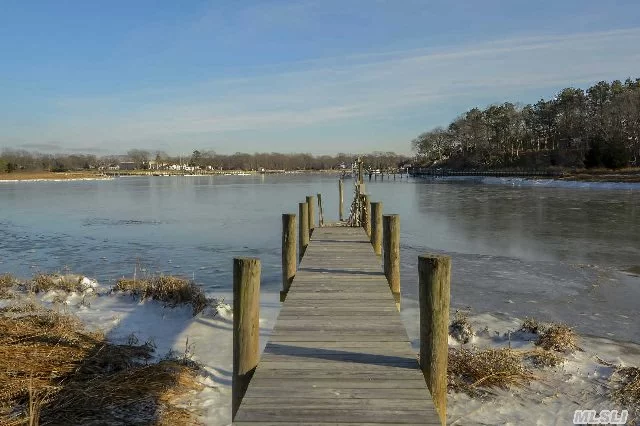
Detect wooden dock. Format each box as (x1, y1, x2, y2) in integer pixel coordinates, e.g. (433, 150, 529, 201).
(233, 226, 441, 425)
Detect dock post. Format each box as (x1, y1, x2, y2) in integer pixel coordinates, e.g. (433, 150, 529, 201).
(280, 214, 296, 302)
(338, 179, 344, 221)
(418, 254, 450, 426)
(358, 160, 364, 184)
(232, 257, 261, 420)
(362, 194, 371, 237)
(306, 195, 315, 236)
(317, 193, 324, 227)
(358, 183, 366, 225)
(299, 202, 309, 260)
(371, 201, 382, 255)
(383, 214, 400, 310)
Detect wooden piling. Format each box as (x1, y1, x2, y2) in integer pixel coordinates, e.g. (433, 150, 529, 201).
(232, 257, 261, 420)
(317, 193, 324, 227)
(280, 214, 296, 302)
(299, 202, 309, 260)
(371, 201, 382, 255)
(362, 194, 371, 237)
(358, 160, 364, 184)
(306, 195, 315, 236)
(418, 254, 451, 426)
(338, 179, 344, 221)
(383, 214, 400, 310)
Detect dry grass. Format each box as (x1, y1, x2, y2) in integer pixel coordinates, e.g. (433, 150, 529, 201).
(29, 273, 85, 294)
(0, 302, 202, 425)
(535, 323, 580, 353)
(524, 348, 565, 367)
(448, 346, 535, 397)
(0, 298, 40, 315)
(449, 310, 474, 344)
(520, 317, 545, 334)
(0, 274, 18, 299)
(40, 360, 202, 425)
(611, 366, 640, 407)
(114, 275, 208, 315)
(0, 171, 104, 181)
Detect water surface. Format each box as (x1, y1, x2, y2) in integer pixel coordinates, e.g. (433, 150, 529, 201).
(1, 175, 638, 342)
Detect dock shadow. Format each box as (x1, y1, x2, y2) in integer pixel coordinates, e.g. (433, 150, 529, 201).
(298, 267, 383, 276)
(264, 343, 418, 370)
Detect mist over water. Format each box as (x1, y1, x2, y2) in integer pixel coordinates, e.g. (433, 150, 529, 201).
(1, 175, 638, 342)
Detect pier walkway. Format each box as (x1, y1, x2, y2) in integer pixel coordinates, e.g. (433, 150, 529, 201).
(233, 226, 441, 425)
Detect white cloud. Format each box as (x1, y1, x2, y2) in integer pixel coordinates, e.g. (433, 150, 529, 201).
(12, 27, 640, 152)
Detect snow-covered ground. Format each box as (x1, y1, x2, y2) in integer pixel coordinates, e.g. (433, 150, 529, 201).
(3, 280, 280, 425)
(5, 278, 638, 425)
(401, 307, 640, 425)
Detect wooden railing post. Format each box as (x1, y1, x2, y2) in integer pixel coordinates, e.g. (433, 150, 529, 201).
(362, 194, 371, 237)
(299, 202, 309, 261)
(280, 214, 296, 302)
(383, 214, 400, 310)
(338, 179, 344, 221)
(306, 195, 315, 236)
(418, 254, 451, 426)
(371, 201, 382, 255)
(317, 193, 324, 227)
(232, 257, 260, 420)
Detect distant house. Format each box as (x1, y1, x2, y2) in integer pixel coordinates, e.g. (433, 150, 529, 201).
(107, 164, 120, 171)
(119, 162, 136, 170)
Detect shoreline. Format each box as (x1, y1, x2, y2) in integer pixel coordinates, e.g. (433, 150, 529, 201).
(0, 169, 346, 182)
(2, 168, 639, 184)
(410, 167, 640, 183)
(0, 171, 111, 182)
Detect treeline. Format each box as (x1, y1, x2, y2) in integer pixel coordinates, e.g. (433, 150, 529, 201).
(0, 152, 98, 173)
(412, 78, 640, 169)
(184, 151, 408, 171)
(0, 149, 408, 172)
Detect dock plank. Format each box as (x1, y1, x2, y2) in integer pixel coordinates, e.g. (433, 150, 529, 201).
(233, 226, 440, 425)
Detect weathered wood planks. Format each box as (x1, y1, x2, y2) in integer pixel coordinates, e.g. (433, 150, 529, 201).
(233, 226, 441, 425)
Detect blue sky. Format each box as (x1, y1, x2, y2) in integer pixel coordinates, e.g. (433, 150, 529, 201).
(1, 0, 640, 155)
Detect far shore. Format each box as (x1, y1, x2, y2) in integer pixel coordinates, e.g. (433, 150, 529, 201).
(0, 169, 346, 181)
(560, 168, 640, 183)
(411, 166, 640, 183)
(2, 167, 640, 183)
(0, 171, 111, 181)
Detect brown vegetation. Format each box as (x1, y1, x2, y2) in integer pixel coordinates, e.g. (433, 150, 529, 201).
(524, 348, 565, 368)
(612, 366, 640, 407)
(29, 273, 86, 293)
(448, 347, 535, 397)
(0, 301, 202, 425)
(449, 310, 474, 344)
(0, 274, 17, 299)
(0, 171, 103, 181)
(520, 317, 544, 334)
(446, 317, 575, 397)
(535, 323, 580, 353)
(114, 275, 209, 315)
